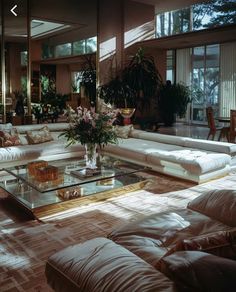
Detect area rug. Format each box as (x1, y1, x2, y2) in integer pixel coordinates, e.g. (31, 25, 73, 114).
(1, 172, 236, 291)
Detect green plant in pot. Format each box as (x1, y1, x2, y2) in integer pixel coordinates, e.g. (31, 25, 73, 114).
(158, 81, 191, 126)
(98, 76, 135, 108)
(98, 76, 136, 124)
(122, 47, 162, 114)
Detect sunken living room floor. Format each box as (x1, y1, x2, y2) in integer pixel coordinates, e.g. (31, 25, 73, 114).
(1, 170, 236, 292)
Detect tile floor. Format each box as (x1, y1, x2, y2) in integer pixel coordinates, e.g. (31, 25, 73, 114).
(152, 122, 228, 141)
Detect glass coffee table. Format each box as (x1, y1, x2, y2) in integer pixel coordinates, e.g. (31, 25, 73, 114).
(0, 155, 147, 218)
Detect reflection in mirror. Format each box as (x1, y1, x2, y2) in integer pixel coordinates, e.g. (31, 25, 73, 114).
(0, 1, 2, 122)
(3, 0, 28, 125)
(30, 0, 97, 124)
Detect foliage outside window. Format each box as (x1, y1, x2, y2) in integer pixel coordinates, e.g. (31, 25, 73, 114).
(42, 43, 54, 59)
(20, 51, 28, 66)
(166, 50, 175, 83)
(85, 37, 97, 53)
(21, 76, 27, 97)
(42, 36, 97, 60)
(191, 44, 220, 122)
(156, 0, 236, 38)
(55, 43, 72, 57)
(71, 72, 83, 93)
(73, 40, 86, 55)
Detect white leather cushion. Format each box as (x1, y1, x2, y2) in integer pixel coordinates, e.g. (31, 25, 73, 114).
(26, 126, 53, 144)
(146, 149, 230, 174)
(130, 130, 187, 147)
(188, 189, 236, 227)
(51, 132, 64, 141)
(117, 138, 182, 152)
(0, 123, 12, 131)
(184, 138, 236, 155)
(0, 141, 84, 163)
(105, 138, 182, 163)
(115, 125, 134, 138)
(105, 140, 147, 163)
(15, 123, 70, 134)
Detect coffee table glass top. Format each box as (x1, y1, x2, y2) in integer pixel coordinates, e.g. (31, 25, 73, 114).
(3, 156, 144, 193)
(0, 155, 146, 213)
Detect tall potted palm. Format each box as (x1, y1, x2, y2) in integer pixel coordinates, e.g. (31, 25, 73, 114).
(99, 48, 162, 124)
(122, 47, 162, 112)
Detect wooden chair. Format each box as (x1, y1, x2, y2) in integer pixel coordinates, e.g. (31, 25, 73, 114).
(206, 107, 229, 141)
(229, 110, 236, 143)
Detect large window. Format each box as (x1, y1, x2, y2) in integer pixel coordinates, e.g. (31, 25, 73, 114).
(156, 8, 191, 37)
(42, 37, 97, 59)
(156, 0, 236, 38)
(166, 50, 175, 83)
(191, 44, 220, 123)
(55, 43, 72, 57)
(73, 40, 86, 55)
(71, 72, 83, 93)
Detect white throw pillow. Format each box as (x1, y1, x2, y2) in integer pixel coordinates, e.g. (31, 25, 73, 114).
(26, 126, 53, 144)
(115, 125, 133, 139)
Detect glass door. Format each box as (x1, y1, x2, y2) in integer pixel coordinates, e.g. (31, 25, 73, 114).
(191, 44, 220, 124)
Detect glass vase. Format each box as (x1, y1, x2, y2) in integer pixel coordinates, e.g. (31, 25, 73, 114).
(85, 143, 97, 169)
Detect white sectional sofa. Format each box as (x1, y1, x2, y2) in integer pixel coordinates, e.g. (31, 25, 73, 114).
(0, 124, 236, 183)
(0, 123, 85, 168)
(105, 129, 236, 183)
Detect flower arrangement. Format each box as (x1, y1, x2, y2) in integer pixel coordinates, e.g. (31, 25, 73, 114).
(62, 106, 118, 147)
(61, 106, 118, 168)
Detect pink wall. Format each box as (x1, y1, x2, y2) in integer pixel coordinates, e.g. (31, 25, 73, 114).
(31, 40, 42, 62)
(98, 0, 156, 85)
(56, 64, 71, 94)
(124, 0, 155, 49)
(98, 0, 124, 85)
(8, 43, 24, 94)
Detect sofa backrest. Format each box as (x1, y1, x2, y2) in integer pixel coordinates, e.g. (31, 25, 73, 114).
(129, 129, 236, 155)
(15, 123, 70, 134)
(184, 138, 236, 155)
(130, 129, 187, 147)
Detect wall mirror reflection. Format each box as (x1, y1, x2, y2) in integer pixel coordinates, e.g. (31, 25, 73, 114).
(0, 0, 97, 125)
(1, 0, 28, 124)
(30, 0, 97, 124)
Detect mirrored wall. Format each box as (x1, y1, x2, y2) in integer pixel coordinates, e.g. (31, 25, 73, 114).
(0, 0, 97, 124)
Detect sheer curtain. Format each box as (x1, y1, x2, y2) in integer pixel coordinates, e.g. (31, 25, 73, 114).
(176, 48, 191, 122)
(220, 42, 236, 117)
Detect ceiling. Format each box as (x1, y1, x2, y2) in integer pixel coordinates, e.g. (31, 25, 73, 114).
(129, 25, 236, 52)
(4, 0, 97, 41)
(131, 0, 210, 13)
(4, 0, 236, 52)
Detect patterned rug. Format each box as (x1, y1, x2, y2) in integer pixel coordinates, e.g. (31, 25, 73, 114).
(1, 172, 236, 291)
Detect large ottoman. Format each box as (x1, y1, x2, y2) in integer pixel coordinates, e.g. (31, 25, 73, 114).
(45, 237, 175, 292)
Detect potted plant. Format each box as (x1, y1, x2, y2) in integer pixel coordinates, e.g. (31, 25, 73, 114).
(98, 76, 136, 124)
(32, 92, 69, 123)
(80, 55, 96, 106)
(122, 47, 162, 112)
(158, 81, 191, 126)
(98, 76, 135, 108)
